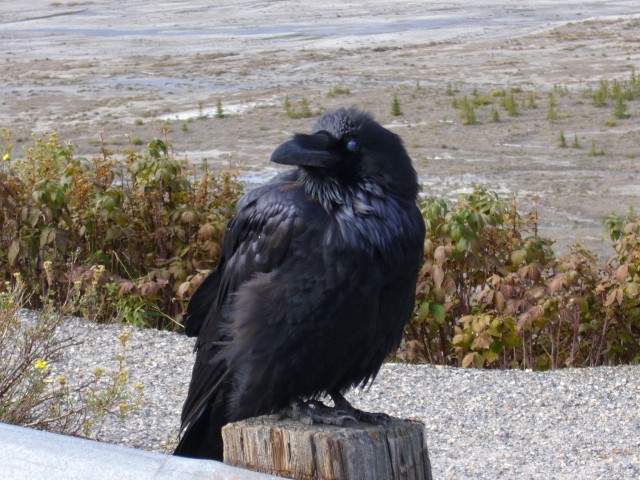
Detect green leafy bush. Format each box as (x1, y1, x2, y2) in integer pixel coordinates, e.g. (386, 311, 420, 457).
(403, 188, 640, 369)
(0, 129, 242, 328)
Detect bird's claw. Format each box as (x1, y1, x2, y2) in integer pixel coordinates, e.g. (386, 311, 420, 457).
(280, 399, 358, 426)
(353, 410, 392, 424)
(330, 392, 392, 425)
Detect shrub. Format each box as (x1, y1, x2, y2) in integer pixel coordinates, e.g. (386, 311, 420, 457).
(0, 130, 242, 328)
(0, 274, 143, 435)
(402, 187, 640, 369)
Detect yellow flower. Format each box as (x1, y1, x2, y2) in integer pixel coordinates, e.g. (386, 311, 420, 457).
(2, 153, 9, 161)
(34, 359, 48, 370)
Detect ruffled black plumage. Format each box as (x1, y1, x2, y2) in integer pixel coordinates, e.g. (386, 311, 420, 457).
(174, 108, 425, 460)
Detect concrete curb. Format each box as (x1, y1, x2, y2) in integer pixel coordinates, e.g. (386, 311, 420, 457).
(0, 423, 283, 480)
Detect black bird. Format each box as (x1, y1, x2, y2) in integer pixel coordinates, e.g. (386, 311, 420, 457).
(174, 108, 425, 460)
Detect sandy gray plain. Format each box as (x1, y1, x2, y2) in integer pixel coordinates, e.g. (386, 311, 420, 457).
(1, 1, 640, 257)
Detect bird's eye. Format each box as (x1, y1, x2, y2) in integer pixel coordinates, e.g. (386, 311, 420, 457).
(346, 139, 359, 153)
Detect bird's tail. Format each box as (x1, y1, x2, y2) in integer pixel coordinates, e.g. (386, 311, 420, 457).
(173, 398, 226, 460)
(174, 360, 231, 460)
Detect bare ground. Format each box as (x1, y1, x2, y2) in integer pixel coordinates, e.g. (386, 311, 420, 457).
(1, 1, 640, 258)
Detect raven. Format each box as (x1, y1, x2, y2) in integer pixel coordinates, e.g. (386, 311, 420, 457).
(174, 108, 425, 460)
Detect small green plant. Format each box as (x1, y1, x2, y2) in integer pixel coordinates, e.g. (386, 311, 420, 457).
(284, 96, 313, 119)
(446, 83, 457, 96)
(472, 96, 491, 107)
(460, 96, 477, 125)
(134, 119, 144, 126)
(526, 92, 538, 109)
(592, 80, 609, 107)
(391, 93, 402, 116)
(588, 139, 605, 157)
(215, 99, 225, 119)
(501, 90, 518, 116)
(554, 84, 569, 97)
(299, 97, 312, 118)
(612, 94, 630, 119)
(327, 86, 351, 98)
(571, 134, 580, 149)
(558, 130, 567, 148)
(489, 106, 500, 123)
(197, 101, 207, 119)
(546, 92, 559, 122)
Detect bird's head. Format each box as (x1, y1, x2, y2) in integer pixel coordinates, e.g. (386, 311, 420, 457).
(270, 108, 419, 200)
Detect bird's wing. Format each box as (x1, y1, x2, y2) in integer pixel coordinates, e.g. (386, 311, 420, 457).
(184, 174, 298, 340)
(178, 175, 302, 437)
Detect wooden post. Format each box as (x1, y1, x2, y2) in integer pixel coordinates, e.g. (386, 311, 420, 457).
(222, 415, 432, 480)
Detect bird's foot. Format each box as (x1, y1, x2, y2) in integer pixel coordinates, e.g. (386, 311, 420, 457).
(279, 398, 357, 427)
(330, 392, 392, 424)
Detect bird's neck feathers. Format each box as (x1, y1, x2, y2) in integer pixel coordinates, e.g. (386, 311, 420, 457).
(297, 168, 350, 211)
(296, 164, 419, 213)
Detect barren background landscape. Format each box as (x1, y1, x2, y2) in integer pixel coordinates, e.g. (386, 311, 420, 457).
(2, 1, 640, 258)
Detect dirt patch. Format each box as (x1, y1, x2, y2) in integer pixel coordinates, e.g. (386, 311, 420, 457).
(1, 1, 640, 258)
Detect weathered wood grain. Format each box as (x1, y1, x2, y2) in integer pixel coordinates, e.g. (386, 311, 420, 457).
(222, 415, 432, 480)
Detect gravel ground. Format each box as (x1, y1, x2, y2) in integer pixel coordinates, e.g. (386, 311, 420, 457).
(22, 310, 640, 479)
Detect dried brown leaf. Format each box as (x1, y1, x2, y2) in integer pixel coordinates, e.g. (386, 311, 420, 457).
(461, 352, 476, 368)
(548, 275, 565, 293)
(471, 334, 491, 350)
(495, 292, 505, 312)
(434, 246, 447, 265)
(177, 281, 192, 298)
(616, 264, 629, 284)
(431, 264, 444, 287)
(605, 289, 617, 307)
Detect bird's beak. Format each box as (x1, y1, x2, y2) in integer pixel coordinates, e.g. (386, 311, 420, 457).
(270, 133, 339, 168)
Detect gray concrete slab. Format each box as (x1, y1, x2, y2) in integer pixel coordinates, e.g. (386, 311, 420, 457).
(0, 423, 283, 480)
